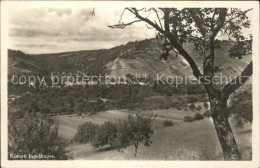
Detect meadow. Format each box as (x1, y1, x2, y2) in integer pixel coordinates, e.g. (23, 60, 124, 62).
(57, 108, 252, 160)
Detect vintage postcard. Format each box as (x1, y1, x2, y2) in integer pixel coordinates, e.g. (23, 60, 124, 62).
(1, 1, 259, 168)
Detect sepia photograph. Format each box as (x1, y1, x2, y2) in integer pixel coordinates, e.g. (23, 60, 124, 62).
(1, 1, 259, 168)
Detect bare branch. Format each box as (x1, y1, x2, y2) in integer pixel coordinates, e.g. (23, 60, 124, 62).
(221, 61, 252, 101)
(129, 8, 165, 34)
(152, 8, 163, 29)
(119, 8, 127, 23)
(108, 20, 142, 29)
(146, 24, 154, 29)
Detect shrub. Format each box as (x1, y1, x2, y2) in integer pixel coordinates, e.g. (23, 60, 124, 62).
(194, 113, 204, 120)
(203, 110, 212, 118)
(73, 122, 99, 143)
(188, 95, 198, 103)
(8, 112, 69, 160)
(189, 103, 196, 111)
(196, 105, 202, 111)
(203, 102, 209, 109)
(229, 90, 252, 128)
(184, 116, 195, 122)
(111, 120, 130, 151)
(91, 121, 117, 149)
(162, 120, 174, 127)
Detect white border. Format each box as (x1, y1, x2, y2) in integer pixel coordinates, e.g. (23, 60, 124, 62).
(1, 1, 259, 168)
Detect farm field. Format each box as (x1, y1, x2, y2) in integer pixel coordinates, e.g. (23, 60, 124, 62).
(57, 109, 252, 160)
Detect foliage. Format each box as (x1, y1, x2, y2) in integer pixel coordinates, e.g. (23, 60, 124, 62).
(91, 121, 117, 149)
(72, 113, 154, 156)
(73, 122, 98, 143)
(8, 112, 69, 160)
(196, 105, 203, 111)
(203, 102, 209, 109)
(110, 119, 131, 151)
(184, 116, 195, 122)
(194, 113, 204, 120)
(229, 90, 252, 128)
(203, 110, 212, 118)
(126, 114, 154, 156)
(162, 120, 174, 127)
(189, 103, 196, 111)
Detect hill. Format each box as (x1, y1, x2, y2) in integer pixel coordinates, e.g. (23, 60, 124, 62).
(8, 38, 252, 81)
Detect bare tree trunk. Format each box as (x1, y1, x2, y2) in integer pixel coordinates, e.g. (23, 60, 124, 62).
(210, 98, 242, 160)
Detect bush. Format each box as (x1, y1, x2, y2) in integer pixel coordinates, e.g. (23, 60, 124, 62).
(203, 110, 212, 118)
(73, 122, 99, 143)
(162, 120, 174, 127)
(184, 116, 195, 122)
(188, 95, 198, 103)
(189, 103, 196, 111)
(8, 113, 69, 160)
(91, 121, 117, 149)
(196, 105, 202, 111)
(194, 113, 204, 120)
(111, 120, 130, 151)
(229, 90, 252, 128)
(203, 102, 209, 109)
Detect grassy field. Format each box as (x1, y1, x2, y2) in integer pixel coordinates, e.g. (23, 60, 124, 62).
(56, 109, 252, 160)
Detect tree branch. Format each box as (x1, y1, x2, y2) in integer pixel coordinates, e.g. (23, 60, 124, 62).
(108, 20, 142, 29)
(152, 8, 163, 29)
(212, 8, 228, 38)
(189, 8, 206, 37)
(132, 7, 203, 81)
(221, 61, 252, 101)
(167, 35, 204, 81)
(129, 8, 165, 34)
(109, 8, 204, 81)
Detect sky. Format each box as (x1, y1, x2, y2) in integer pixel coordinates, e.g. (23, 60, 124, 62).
(8, 8, 252, 54)
(8, 8, 156, 54)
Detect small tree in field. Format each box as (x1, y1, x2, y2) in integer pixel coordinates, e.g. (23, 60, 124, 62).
(111, 119, 131, 151)
(92, 121, 117, 149)
(73, 122, 98, 143)
(127, 114, 153, 157)
(110, 8, 253, 160)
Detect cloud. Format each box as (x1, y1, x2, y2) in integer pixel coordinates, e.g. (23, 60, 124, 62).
(8, 8, 155, 53)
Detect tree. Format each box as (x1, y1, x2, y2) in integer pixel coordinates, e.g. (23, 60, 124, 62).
(73, 122, 98, 143)
(8, 112, 69, 160)
(109, 8, 253, 160)
(92, 121, 117, 149)
(111, 119, 131, 151)
(127, 114, 153, 157)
